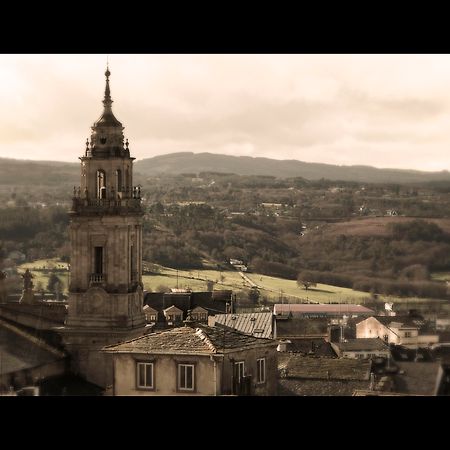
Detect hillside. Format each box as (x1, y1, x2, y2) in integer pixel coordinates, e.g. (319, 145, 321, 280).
(1, 153, 450, 186)
(0, 158, 79, 186)
(135, 152, 450, 184)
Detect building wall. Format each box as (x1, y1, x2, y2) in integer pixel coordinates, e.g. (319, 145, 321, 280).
(219, 346, 278, 396)
(330, 341, 390, 359)
(113, 353, 217, 396)
(111, 344, 278, 396)
(69, 214, 142, 293)
(61, 326, 147, 388)
(356, 318, 438, 348)
(356, 318, 399, 344)
(341, 350, 390, 359)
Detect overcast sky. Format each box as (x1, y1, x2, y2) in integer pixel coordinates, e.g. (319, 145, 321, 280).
(1, 54, 450, 171)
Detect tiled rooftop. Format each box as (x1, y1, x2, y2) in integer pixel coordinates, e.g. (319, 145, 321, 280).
(163, 305, 183, 314)
(103, 324, 276, 355)
(278, 379, 370, 396)
(335, 338, 389, 352)
(284, 338, 337, 358)
(274, 304, 374, 315)
(373, 315, 424, 329)
(213, 312, 273, 338)
(393, 361, 440, 395)
(278, 353, 371, 381)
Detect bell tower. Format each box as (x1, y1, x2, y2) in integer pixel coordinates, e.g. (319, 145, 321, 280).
(60, 66, 147, 388)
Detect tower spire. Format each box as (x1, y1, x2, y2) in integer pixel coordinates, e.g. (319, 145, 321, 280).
(103, 64, 113, 111)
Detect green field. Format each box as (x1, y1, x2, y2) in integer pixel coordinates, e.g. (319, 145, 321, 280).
(432, 272, 450, 282)
(16, 259, 448, 306)
(18, 258, 69, 293)
(142, 265, 372, 304)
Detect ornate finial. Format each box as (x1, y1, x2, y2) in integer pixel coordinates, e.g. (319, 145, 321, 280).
(125, 138, 129, 149)
(85, 138, 89, 149)
(103, 63, 112, 109)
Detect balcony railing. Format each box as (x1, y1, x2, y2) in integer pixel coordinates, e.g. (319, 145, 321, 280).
(71, 196, 142, 215)
(89, 273, 106, 285)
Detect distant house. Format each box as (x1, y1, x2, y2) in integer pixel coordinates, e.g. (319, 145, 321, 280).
(103, 324, 278, 396)
(331, 338, 390, 359)
(278, 354, 371, 396)
(385, 209, 398, 216)
(273, 304, 374, 320)
(163, 305, 183, 326)
(209, 312, 273, 338)
(143, 305, 158, 323)
(190, 306, 208, 323)
(144, 290, 233, 329)
(229, 259, 244, 266)
(356, 316, 439, 349)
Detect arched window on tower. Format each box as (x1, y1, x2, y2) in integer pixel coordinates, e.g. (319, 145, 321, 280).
(116, 169, 122, 194)
(97, 170, 106, 199)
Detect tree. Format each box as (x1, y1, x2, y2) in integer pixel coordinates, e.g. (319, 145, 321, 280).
(297, 271, 317, 291)
(248, 286, 260, 304)
(156, 284, 170, 293)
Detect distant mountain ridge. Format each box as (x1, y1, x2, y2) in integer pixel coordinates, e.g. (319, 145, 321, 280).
(135, 152, 450, 184)
(1, 152, 450, 185)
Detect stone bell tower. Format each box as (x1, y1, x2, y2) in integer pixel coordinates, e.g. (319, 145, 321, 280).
(60, 66, 147, 388)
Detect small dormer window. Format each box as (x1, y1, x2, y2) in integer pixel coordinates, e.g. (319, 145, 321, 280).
(100, 137, 107, 145)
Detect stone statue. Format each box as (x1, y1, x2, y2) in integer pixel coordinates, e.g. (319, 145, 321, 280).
(19, 269, 36, 304)
(22, 269, 34, 290)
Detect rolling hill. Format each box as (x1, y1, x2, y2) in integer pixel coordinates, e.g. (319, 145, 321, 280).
(1, 152, 450, 186)
(135, 152, 450, 184)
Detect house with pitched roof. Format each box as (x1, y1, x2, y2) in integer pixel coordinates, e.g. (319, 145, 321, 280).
(163, 305, 183, 326)
(331, 338, 390, 359)
(356, 316, 439, 349)
(103, 322, 278, 396)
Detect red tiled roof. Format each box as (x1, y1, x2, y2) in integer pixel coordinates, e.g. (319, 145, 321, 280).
(274, 304, 374, 315)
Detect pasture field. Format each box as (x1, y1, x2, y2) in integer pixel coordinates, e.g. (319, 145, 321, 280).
(17, 259, 448, 307)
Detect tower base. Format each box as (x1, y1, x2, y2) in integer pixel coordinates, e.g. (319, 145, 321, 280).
(57, 325, 151, 389)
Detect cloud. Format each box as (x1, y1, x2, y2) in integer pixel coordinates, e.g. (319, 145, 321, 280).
(0, 54, 450, 171)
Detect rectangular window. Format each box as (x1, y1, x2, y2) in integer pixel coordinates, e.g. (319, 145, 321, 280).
(235, 361, 245, 383)
(256, 358, 266, 384)
(137, 362, 154, 389)
(178, 364, 195, 391)
(94, 246, 103, 274)
(405, 332, 411, 338)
